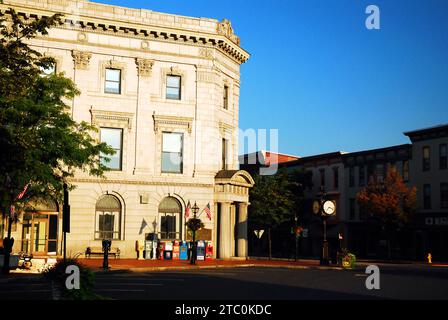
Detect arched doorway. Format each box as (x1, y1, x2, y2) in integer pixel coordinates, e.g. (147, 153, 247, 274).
(21, 198, 59, 255)
(158, 197, 182, 240)
(95, 195, 122, 240)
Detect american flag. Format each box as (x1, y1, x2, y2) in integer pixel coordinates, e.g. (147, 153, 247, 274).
(204, 203, 212, 220)
(185, 200, 191, 219)
(17, 183, 30, 200)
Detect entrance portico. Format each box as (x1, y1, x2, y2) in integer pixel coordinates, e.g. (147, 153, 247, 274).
(214, 170, 254, 260)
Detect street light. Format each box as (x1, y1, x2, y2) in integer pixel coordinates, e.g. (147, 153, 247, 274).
(189, 202, 200, 265)
(312, 187, 336, 266)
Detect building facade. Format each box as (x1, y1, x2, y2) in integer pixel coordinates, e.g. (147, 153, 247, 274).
(1, 0, 254, 259)
(241, 125, 448, 261)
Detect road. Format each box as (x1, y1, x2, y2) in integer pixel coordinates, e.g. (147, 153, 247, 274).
(1, 265, 448, 300)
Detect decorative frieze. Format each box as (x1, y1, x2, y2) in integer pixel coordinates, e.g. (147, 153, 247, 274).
(135, 58, 154, 77)
(153, 114, 193, 134)
(90, 108, 134, 131)
(71, 50, 91, 70)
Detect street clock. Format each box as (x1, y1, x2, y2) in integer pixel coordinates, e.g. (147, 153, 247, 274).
(322, 200, 336, 216)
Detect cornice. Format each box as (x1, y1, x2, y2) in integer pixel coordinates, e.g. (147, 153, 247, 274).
(69, 178, 213, 188)
(0, 2, 250, 64)
(153, 114, 194, 134)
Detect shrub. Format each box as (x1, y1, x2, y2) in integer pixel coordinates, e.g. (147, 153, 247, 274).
(43, 258, 98, 300)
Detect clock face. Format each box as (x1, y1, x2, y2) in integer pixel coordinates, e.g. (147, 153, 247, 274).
(323, 200, 336, 216)
(312, 200, 321, 214)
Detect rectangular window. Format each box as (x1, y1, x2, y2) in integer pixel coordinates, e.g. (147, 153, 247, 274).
(440, 144, 447, 170)
(402, 160, 409, 182)
(359, 165, 366, 186)
(441, 183, 448, 209)
(162, 132, 183, 173)
(96, 211, 120, 240)
(105, 68, 121, 94)
(367, 164, 374, 184)
(376, 164, 385, 182)
(349, 167, 355, 187)
(160, 213, 179, 240)
(423, 146, 430, 171)
(319, 168, 326, 188)
(166, 75, 181, 100)
(222, 138, 228, 170)
(333, 167, 339, 189)
(349, 198, 356, 220)
(423, 184, 431, 210)
(223, 85, 229, 110)
(100, 128, 123, 170)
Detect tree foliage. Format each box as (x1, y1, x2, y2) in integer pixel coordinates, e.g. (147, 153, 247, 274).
(0, 9, 114, 214)
(356, 166, 417, 225)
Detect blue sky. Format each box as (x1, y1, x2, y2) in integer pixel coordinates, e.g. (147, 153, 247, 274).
(97, 0, 448, 157)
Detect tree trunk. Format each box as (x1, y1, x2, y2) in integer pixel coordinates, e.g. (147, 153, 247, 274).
(2, 215, 13, 275)
(268, 227, 272, 260)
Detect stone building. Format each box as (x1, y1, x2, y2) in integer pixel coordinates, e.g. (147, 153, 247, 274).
(0, 0, 254, 259)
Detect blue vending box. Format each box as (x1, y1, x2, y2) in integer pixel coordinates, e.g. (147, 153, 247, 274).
(179, 241, 188, 260)
(196, 240, 205, 261)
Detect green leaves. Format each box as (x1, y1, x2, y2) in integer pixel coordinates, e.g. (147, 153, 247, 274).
(0, 9, 113, 211)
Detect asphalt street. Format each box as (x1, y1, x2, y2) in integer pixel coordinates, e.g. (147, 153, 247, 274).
(1, 266, 448, 300)
(91, 266, 448, 300)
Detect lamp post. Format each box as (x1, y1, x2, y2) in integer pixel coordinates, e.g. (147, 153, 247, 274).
(294, 214, 298, 262)
(190, 202, 200, 265)
(313, 186, 335, 266)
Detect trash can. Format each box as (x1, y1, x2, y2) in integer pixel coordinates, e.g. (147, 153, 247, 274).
(164, 241, 173, 260)
(179, 241, 188, 260)
(197, 240, 205, 261)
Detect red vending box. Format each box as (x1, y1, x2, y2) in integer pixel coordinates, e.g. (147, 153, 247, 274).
(173, 241, 180, 260)
(158, 241, 165, 260)
(205, 241, 213, 260)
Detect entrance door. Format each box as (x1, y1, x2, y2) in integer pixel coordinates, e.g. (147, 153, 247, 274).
(32, 219, 47, 255)
(21, 213, 58, 255)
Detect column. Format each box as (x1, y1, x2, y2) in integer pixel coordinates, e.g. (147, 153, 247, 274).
(219, 202, 231, 259)
(237, 202, 248, 258)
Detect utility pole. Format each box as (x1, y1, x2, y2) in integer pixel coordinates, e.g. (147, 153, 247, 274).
(62, 183, 70, 262)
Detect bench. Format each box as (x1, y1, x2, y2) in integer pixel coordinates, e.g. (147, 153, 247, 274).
(85, 247, 120, 259)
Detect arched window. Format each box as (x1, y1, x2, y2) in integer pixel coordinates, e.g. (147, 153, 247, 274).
(95, 195, 121, 240)
(158, 197, 182, 240)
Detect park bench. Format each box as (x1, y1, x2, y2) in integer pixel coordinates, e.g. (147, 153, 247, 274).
(85, 247, 120, 259)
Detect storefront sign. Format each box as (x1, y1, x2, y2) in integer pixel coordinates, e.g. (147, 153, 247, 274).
(425, 217, 448, 226)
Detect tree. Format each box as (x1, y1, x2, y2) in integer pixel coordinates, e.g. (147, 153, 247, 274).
(356, 166, 417, 260)
(249, 168, 306, 259)
(0, 9, 114, 274)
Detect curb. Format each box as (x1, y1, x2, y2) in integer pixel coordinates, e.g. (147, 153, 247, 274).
(91, 263, 352, 273)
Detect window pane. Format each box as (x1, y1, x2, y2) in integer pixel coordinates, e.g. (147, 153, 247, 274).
(166, 87, 180, 100)
(167, 75, 180, 88)
(162, 152, 182, 173)
(105, 81, 120, 93)
(106, 69, 121, 82)
(101, 128, 122, 149)
(100, 128, 122, 170)
(162, 133, 182, 153)
(41, 63, 56, 75)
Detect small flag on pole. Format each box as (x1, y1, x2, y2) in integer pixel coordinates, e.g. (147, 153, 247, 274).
(204, 202, 212, 220)
(17, 183, 30, 200)
(185, 200, 191, 219)
(139, 218, 148, 235)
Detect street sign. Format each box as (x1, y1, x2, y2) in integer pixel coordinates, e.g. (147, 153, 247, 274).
(254, 230, 264, 239)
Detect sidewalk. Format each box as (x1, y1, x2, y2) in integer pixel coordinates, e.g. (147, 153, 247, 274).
(78, 258, 327, 273)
